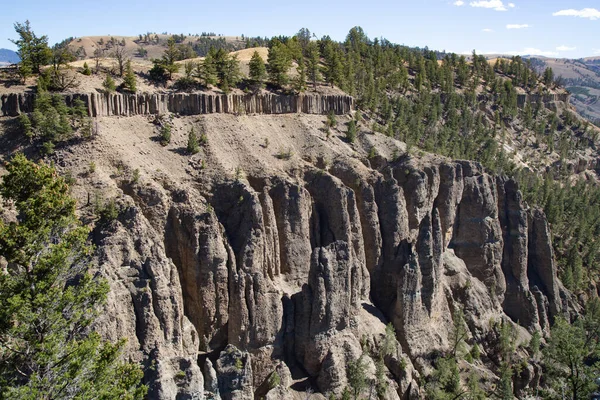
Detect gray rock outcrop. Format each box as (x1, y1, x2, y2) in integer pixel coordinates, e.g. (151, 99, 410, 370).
(93, 155, 563, 398)
(1, 91, 354, 117)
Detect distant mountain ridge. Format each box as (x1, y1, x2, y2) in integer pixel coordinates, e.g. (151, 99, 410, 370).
(0, 49, 20, 65)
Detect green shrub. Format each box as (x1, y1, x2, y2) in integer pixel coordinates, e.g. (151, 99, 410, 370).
(95, 197, 120, 224)
(160, 124, 171, 146)
(122, 61, 136, 93)
(132, 169, 140, 184)
(103, 75, 116, 93)
(235, 358, 243, 371)
(471, 343, 481, 360)
(175, 370, 186, 380)
(187, 127, 200, 154)
(82, 62, 92, 76)
(276, 148, 293, 160)
(346, 120, 357, 143)
(19, 114, 33, 139)
(327, 111, 337, 128)
(267, 371, 281, 389)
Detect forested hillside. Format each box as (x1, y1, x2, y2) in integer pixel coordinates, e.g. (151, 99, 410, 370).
(530, 56, 600, 126)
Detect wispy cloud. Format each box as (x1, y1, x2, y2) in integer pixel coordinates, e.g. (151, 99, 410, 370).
(482, 28, 494, 32)
(506, 24, 529, 29)
(553, 8, 600, 20)
(469, 0, 510, 11)
(594, 49, 600, 55)
(556, 45, 576, 51)
(453, 0, 465, 6)
(508, 2, 515, 7)
(508, 48, 558, 57)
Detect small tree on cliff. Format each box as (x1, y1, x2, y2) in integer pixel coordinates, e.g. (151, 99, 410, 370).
(11, 20, 52, 74)
(249, 50, 267, 90)
(347, 355, 368, 400)
(187, 127, 200, 154)
(162, 37, 180, 79)
(305, 41, 321, 90)
(267, 41, 292, 87)
(0, 154, 146, 399)
(122, 60, 137, 92)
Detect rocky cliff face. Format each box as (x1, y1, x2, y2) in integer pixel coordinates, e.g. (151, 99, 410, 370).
(1, 91, 569, 118)
(92, 148, 565, 398)
(0, 92, 354, 117)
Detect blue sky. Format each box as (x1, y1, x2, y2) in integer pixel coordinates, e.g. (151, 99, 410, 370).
(1, 0, 599, 58)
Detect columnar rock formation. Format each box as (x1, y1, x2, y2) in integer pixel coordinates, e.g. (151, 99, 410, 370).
(0, 92, 354, 117)
(103, 155, 564, 398)
(1, 91, 570, 118)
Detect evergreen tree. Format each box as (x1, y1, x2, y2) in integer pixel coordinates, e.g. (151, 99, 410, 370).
(162, 37, 180, 79)
(543, 67, 554, 86)
(102, 74, 116, 93)
(11, 21, 52, 74)
(543, 299, 600, 400)
(187, 127, 200, 154)
(292, 55, 307, 92)
(0, 154, 146, 399)
(306, 41, 321, 90)
(321, 39, 344, 88)
(196, 49, 218, 87)
(346, 120, 357, 143)
(248, 50, 267, 89)
(148, 61, 168, 84)
(122, 60, 136, 92)
(82, 62, 91, 76)
(213, 48, 241, 92)
(267, 42, 292, 87)
(346, 355, 367, 400)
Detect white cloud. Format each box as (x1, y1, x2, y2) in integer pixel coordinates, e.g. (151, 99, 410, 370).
(556, 45, 576, 51)
(508, 2, 515, 7)
(594, 49, 600, 55)
(469, 0, 509, 11)
(506, 24, 529, 29)
(453, 1, 465, 6)
(482, 28, 494, 32)
(508, 48, 559, 57)
(553, 8, 600, 20)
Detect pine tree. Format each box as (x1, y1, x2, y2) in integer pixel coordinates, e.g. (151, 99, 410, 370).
(82, 62, 92, 76)
(543, 67, 554, 86)
(543, 299, 600, 400)
(248, 51, 267, 89)
(347, 355, 367, 400)
(292, 55, 307, 92)
(122, 60, 136, 92)
(346, 120, 357, 143)
(321, 39, 343, 88)
(102, 74, 116, 93)
(162, 37, 180, 79)
(196, 49, 218, 87)
(11, 21, 52, 74)
(215, 50, 241, 93)
(267, 42, 292, 87)
(0, 154, 146, 399)
(306, 41, 321, 90)
(187, 127, 200, 154)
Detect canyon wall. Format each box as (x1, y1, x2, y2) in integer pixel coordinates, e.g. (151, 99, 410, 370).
(0, 92, 354, 117)
(0, 91, 569, 118)
(101, 156, 566, 399)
